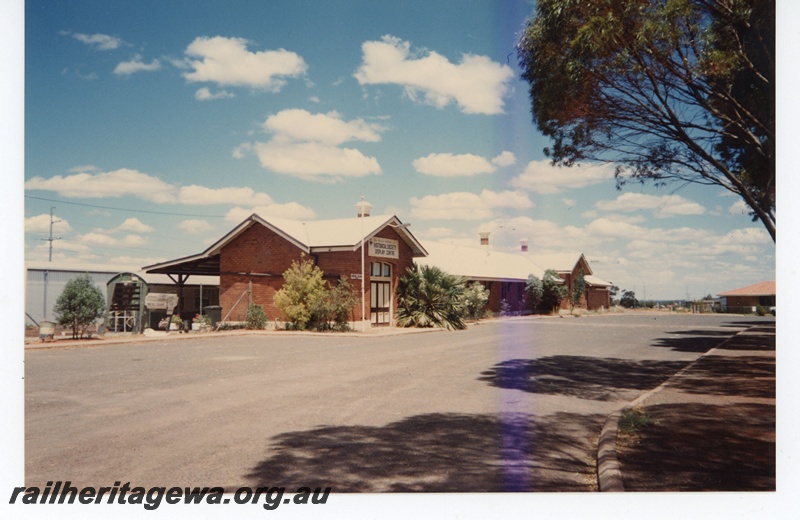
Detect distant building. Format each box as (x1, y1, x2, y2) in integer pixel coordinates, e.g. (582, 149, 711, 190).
(718, 281, 776, 313)
(417, 233, 612, 314)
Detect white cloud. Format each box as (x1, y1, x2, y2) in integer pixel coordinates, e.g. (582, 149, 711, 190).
(412, 153, 495, 177)
(114, 55, 162, 75)
(183, 36, 307, 90)
(177, 185, 274, 206)
(25, 168, 177, 203)
(263, 109, 385, 145)
(25, 214, 73, 235)
(25, 169, 313, 216)
(194, 87, 235, 101)
(240, 109, 385, 182)
(120, 234, 147, 247)
(354, 35, 514, 115)
(491, 151, 517, 167)
(728, 199, 750, 215)
(411, 189, 532, 220)
(562, 198, 576, 207)
(595, 193, 706, 218)
(510, 160, 616, 194)
(69, 32, 123, 51)
(115, 218, 154, 233)
(252, 141, 381, 182)
(224, 203, 316, 223)
(80, 232, 118, 246)
(177, 219, 213, 235)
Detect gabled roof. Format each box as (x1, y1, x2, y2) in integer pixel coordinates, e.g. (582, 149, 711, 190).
(143, 213, 427, 276)
(718, 281, 776, 297)
(417, 242, 613, 287)
(527, 252, 593, 275)
(417, 241, 546, 282)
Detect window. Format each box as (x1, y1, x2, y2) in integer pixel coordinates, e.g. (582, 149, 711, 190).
(370, 262, 391, 278)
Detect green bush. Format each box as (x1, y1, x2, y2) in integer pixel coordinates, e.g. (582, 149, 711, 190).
(308, 276, 358, 331)
(395, 263, 467, 330)
(274, 256, 327, 330)
(463, 281, 490, 320)
(53, 274, 105, 339)
(246, 304, 268, 330)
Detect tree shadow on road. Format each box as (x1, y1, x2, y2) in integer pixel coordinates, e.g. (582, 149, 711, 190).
(478, 356, 687, 401)
(240, 412, 605, 492)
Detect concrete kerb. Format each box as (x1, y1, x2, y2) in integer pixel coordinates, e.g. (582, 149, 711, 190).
(24, 324, 447, 351)
(595, 327, 753, 492)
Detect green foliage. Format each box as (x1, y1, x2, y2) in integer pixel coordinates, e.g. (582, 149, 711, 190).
(395, 263, 468, 330)
(170, 314, 183, 325)
(274, 256, 327, 330)
(517, 0, 775, 241)
(308, 276, 359, 331)
(246, 304, 268, 330)
(620, 290, 638, 309)
(570, 269, 586, 311)
(525, 274, 544, 312)
(619, 407, 655, 434)
(463, 282, 490, 320)
(53, 274, 105, 339)
(541, 269, 568, 314)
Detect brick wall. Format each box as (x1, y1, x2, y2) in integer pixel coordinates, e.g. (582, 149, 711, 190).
(219, 223, 305, 321)
(218, 221, 417, 324)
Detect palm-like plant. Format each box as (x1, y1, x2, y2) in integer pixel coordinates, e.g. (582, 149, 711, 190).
(395, 263, 468, 330)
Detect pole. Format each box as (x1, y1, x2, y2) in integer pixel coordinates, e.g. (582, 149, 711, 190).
(41, 206, 62, 321)
(360, 198, 366, 332)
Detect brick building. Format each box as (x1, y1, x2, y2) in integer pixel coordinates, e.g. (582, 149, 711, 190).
(418, 235, 611, 314)
(143, 204, 427, 328)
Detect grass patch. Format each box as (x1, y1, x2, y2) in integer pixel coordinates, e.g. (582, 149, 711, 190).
(619, 407, 655, 434)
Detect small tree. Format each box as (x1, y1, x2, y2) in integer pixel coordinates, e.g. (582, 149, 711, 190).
(463, 282, 490, 320)
(525, 274, 544, 313)
(570, 270, 586, 313)
(53, 274, 105, 339)
(541, 269, 567, 314)
(274, 256, 327, 330)
(309, 276, 359, 331)
(620, 290, 638, 309)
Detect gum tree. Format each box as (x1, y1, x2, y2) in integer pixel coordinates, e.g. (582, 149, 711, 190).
(517, 0, 775, 241)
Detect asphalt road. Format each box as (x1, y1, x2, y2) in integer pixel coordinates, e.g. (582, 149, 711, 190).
(24, 313, 771, 492)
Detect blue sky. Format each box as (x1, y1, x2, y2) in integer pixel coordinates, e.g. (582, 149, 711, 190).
(20, 0, 776, 300)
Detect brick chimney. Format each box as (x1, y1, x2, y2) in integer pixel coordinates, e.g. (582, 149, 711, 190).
(479, 231, 490, 247)
(520, 238, 529, 253)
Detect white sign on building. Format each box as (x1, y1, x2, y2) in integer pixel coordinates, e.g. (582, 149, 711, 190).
(369, 237, 399, 259)
(144, 292, 179, 311)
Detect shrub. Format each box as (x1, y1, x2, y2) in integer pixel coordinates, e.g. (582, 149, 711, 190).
(246, 304, 268, 330)
(463, 282, 490, 320)
(308, 276, 358, 331)
(395, 263, 467, 330)
(53, 274, 106, 339)
(541, 269, 568, 314)
(274, 256, 327, 330)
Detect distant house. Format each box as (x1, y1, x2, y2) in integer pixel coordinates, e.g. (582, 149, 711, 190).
(718, 281, 776, 313)
(417, 234, 612, 314)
